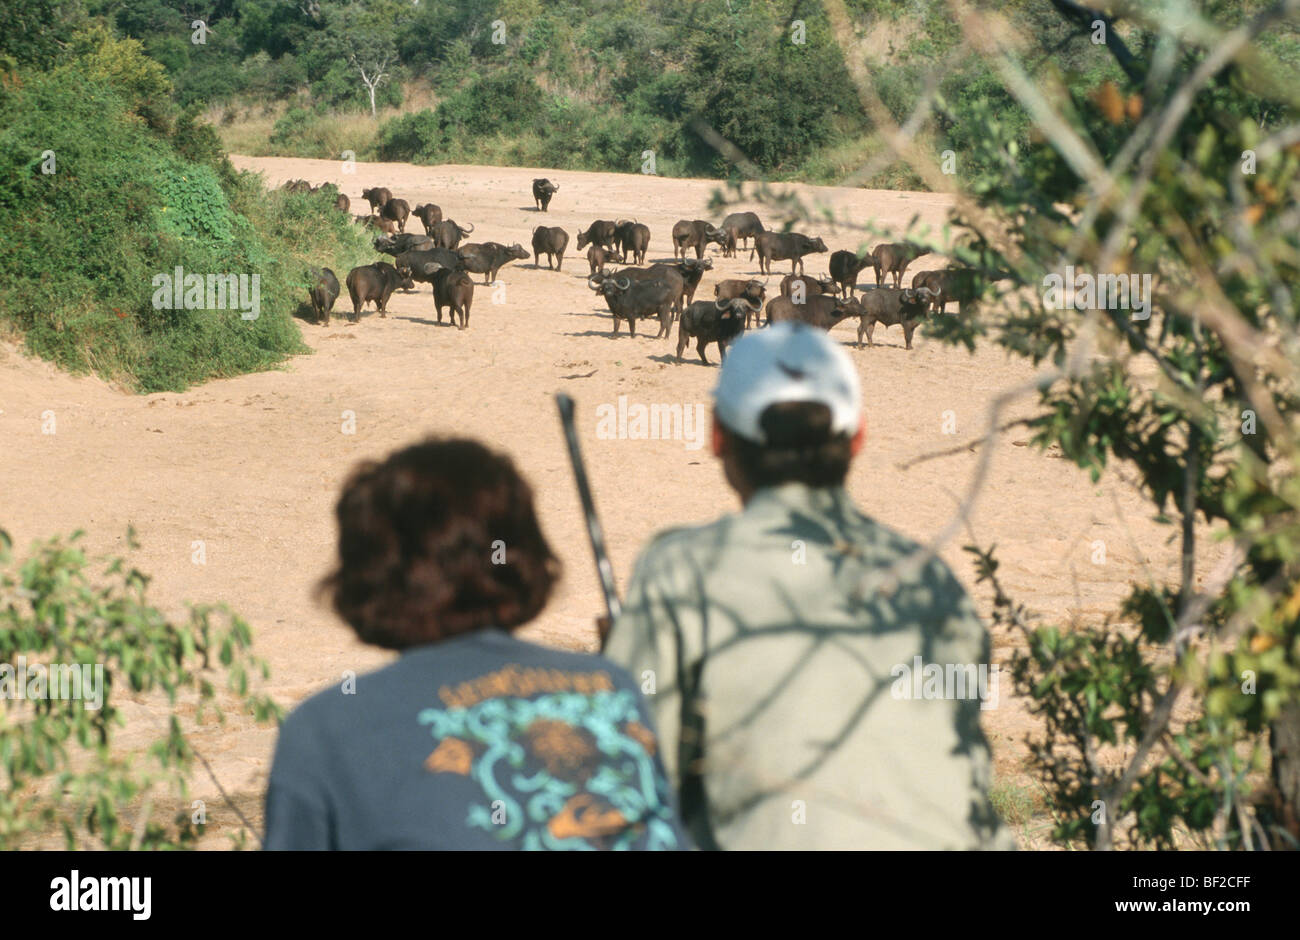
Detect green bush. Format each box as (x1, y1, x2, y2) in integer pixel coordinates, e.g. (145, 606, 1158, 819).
(0, 44, 372, 392)
(0, 526, 279, 849)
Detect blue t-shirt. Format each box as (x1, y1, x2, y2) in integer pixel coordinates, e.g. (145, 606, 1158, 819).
(264, 629, 688, 850)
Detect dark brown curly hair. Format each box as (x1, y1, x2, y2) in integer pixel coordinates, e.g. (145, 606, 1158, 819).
(318, 438, 560, 650)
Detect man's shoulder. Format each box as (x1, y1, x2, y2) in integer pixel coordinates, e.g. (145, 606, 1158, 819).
(631, 515, 736, 578)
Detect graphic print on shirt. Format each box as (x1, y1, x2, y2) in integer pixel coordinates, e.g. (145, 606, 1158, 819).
(417, 668, 680, 850)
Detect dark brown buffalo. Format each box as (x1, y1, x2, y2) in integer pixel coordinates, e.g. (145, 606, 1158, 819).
(721, 211, 765, 257)
(335, 192, 350, 212)
(671, 219, 726, 260)
(577, 220, 618, 251)
(345, 262, 408, 321)
(591, 274, 678, 338)
(766, 293, 863, 333)
(856, 287, 936, 348)
(715, 278, 768, 328)
(394, 248, 462, 289)
(754, 232, 828, 275)
(412, 204, 443, 235)
(359, 215, 397, 235)
(532, 179, 559, 212)
(911, 267, 993, 313)
(587, 244, 624, 275)
(596, 260, 706, 319)
(380, 198, 411, 233)
(779, 273, 837, 300)
(308, 267, 340, 326)
(829, 249, 872, 297)
(456, 242, 529, 284)
(872, 243, 932, 288)
(431, 219, 475, 250)
(431, 268, 475, 329)
(531, 226, 570, 271)
(375, 233, 436, 257)
(361, 187, 392, 215)
(657, 257, 711, 313)
(676, 298, 757, 364)
(615, 220, 651, 266)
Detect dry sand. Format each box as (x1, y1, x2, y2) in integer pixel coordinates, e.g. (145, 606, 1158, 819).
(0, 157, 1208, 846)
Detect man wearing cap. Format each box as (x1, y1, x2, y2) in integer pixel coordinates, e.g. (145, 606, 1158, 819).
(602, 321, 1012, 850)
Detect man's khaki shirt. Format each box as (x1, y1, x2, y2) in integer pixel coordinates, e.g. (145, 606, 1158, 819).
(604, 482, 1013, 850)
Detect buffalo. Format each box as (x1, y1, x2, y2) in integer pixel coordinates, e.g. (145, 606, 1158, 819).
(587, 245, 624, 276)
(335, 192, 350, 212)
(715, 278, 768, 328)
(412, 204, 443, 235)
(676, 299, 756, 364)
(872, 243, 932, 288)
(856, 287, 936, 349)
(658, 257, 712, 313)
(456, 242, 529, 284)
(577, 220, 618, 251)
(531, 226, 570, 271)
(532, 179, 559, 212)
(671, 219, 726, 260)
(431, 219, 475, 250)
(359, 215, 397, 234)
(829, 249, 872, 297)
(395, 247, 462, 290)
(345, 262, 408, 321)
(591, 275, 677, 338)
(779, 273, 837, 300)
(361, 187, 392, 215)
(308, 267, 340, 326)
(911, 267, 1000, 314)
(766, 294, 863, 333)
(375, 233, 435, 257)
(380, 198, 411, 233)
(754, 232, 828, 275)
(430, 267, 474, 329)
(615, 220, 651, 266)
(595, 259, 708, 318)
(721, 211, 765, 257)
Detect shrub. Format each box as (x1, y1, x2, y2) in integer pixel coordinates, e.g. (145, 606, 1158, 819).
(0, 527, 280, 849)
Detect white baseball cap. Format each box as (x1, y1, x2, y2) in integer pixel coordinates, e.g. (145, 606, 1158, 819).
(712, 321, 862, 444)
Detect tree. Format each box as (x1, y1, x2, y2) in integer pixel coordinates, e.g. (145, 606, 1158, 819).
(326, 0, 402, 117)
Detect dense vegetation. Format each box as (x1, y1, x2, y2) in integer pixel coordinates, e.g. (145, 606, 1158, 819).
(0, 7, 372, 392)
(89, 0, 1300, 186)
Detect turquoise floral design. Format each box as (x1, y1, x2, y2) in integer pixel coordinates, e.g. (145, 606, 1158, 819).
(417, 689, 680, 850)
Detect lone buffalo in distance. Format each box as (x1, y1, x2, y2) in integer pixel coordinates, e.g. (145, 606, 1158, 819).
(532, 179, 559, 211)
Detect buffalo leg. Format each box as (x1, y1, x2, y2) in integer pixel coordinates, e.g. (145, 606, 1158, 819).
(697, 338, 710, 365)
(903, 321, 916, 349)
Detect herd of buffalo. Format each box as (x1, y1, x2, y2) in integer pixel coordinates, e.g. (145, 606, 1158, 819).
(286, 176, 998, 362)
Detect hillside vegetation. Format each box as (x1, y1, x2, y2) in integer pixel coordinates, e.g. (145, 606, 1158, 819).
(0, 8, 373, 392)
(96, 0, 1298, 186)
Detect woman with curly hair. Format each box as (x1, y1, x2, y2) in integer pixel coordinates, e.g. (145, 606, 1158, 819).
(264, 437, 686, 851)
